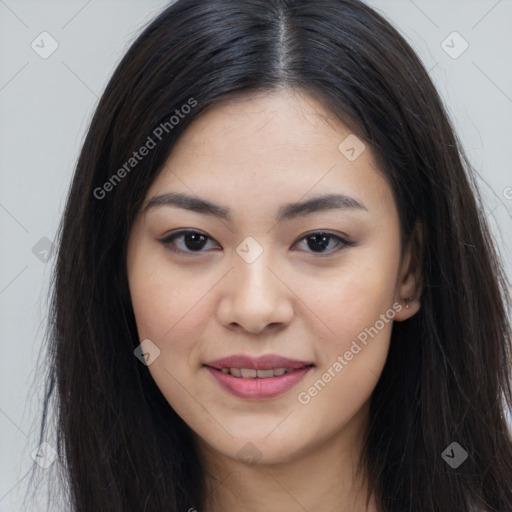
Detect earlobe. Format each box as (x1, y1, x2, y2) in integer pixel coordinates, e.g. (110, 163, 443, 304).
(395, 295, 421, 321)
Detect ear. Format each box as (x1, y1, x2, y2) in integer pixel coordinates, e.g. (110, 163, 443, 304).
(394, 221, 423, 322)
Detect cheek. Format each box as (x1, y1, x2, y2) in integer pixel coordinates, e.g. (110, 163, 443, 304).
(293, 244, 399, 412)
(127, 245, 216, 387)
(127, 257, 210, 422)
(297, 247, 399, 350)
(128, 267, 181, 341)
(294, 286, 395, 446)
(128, 240, 209, 340)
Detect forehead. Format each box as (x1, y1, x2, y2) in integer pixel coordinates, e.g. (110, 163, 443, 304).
(146, 88, 396, 221)
(174, 88, 352, 156)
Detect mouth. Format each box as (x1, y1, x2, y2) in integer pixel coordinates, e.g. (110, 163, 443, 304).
(203, 354, 315, 399)
(208, 366, 313, 379)
(204, 353, 314, 371)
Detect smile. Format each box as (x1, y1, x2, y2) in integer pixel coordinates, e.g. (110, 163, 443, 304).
(204, 365, 313, 400)
(215, 367, 308, 378)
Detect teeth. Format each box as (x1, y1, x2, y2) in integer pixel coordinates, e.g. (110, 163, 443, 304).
(256, 369, 274, 378)
(240, 368, 257, 378)
(230, 367, 241, 377)
(220, 367, 295, 378)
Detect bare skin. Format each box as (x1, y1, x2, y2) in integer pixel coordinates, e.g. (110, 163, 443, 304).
(126, 87, 421, 512)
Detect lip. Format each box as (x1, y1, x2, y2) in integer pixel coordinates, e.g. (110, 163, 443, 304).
(204, 354, 314, 400)
(204, 354, 313, 370)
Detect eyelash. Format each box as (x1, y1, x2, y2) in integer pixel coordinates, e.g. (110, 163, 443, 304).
(159, 229, 354, 256)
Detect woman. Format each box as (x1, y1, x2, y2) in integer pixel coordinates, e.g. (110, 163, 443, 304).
(35, 0, 512, 510)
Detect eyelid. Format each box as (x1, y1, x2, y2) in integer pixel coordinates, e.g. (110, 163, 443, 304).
(159, 229, 354, 256)
(291, 230, 354, 256)
(159, 229, 221, 255)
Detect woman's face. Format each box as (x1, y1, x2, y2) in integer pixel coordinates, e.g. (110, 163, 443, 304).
(126, 88, 419, 469)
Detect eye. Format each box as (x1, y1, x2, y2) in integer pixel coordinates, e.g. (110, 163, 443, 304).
(159, 230, 220, 254)
(160, 229, 352, 256)
(292, 231, 353, 255)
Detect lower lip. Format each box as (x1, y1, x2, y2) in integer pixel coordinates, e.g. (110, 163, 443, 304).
(205, 366, 312, 400)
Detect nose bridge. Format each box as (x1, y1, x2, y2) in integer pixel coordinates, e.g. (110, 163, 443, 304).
(233, 244, 278, 303)
(217, 241, 293, 332)
(233, 234, 275, 289)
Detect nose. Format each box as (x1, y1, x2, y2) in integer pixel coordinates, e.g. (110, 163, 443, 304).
(216, 253, 294, 334)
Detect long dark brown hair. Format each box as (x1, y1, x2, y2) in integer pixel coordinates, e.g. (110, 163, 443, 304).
(33, 0, 512, 510)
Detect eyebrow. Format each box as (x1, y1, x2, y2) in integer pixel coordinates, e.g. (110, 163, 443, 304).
(143, 191, 367, 222)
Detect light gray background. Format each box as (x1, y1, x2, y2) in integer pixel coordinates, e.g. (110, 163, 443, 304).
(1, 1, 511, 510)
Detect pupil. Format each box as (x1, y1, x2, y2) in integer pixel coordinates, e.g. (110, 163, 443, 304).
(185, 233, 206, 250)
(308, 234, 329, 252)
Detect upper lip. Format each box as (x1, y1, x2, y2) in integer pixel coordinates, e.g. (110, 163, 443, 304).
(204, 354, 314, 370)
